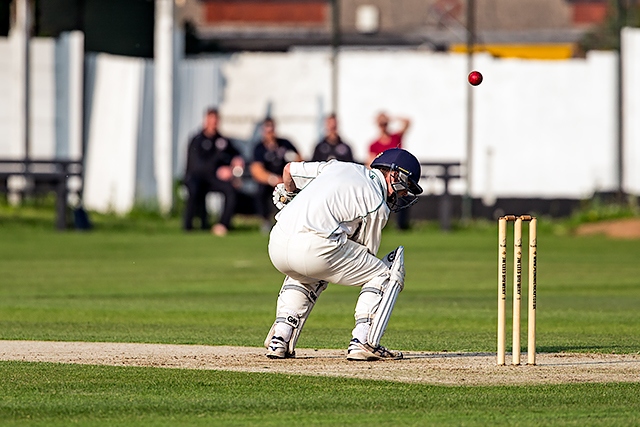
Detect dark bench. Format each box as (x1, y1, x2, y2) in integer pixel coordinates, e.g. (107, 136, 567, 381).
(420, 162, 463, 231)
(0, 159, 83, 230)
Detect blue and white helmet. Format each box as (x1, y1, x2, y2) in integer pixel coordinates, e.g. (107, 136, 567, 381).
(370, 148, 423, 212)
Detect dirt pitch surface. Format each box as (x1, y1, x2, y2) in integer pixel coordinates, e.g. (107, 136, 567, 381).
(576, 217, 640, 239)
(2, 341, 640, 386)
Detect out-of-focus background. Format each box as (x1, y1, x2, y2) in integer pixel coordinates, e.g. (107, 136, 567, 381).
(0, 0, 639, 227)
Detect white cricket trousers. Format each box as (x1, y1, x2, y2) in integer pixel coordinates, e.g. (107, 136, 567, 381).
(268, 224, 390, 336)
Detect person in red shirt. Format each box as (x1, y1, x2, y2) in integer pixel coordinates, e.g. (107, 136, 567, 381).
(367, 112, 413, 230)
(367, 112, 411, 167)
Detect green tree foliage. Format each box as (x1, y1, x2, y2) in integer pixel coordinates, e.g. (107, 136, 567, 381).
(579, 0, 640, 52)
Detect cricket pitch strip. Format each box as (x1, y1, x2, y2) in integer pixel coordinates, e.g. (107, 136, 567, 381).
(2, 340, 640, 386)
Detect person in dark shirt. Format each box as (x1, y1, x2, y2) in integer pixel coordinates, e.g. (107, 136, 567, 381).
(183, 108, 244, 236)
(311, 113, 355, 163)
(250, 117, 303, 232)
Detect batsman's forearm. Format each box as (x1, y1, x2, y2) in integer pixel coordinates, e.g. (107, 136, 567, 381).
(282, 163, 297, 193)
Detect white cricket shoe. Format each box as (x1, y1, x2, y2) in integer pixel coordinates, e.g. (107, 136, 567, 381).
(266, 336, 295, 359)
(346, 338, 403, 361)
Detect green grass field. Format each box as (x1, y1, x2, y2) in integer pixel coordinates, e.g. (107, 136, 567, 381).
(1, 214, 640, 425)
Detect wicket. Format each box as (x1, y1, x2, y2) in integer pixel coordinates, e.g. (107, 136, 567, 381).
(497, 215, 537, 366)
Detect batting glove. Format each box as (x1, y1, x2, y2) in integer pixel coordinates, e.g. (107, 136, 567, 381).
(272, 183, 297, 210)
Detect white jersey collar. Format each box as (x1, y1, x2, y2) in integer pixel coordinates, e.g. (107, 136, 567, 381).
(369, 168, 389, 198)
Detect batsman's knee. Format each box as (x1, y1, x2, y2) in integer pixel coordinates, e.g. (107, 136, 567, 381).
(354, 273, 388, 319)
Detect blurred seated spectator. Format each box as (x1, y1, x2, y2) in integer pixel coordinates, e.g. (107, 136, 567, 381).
(183, 108, 244, 236)
(311, 113, 355, 162)
(250, 117, 302, 233)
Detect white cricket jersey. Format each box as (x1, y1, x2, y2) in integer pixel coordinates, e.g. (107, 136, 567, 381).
(274, 160, 390, 255)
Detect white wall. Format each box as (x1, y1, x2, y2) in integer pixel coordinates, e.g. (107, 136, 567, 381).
(215, 48, 619, 199)
(0, 31, 83, 160)
(469, 51, 617, 198)
(3, 29, 640, 213)
(337, 50, 467, 164)
(30, 37, 56, 158)
(0, 35, 19, 157)
(174, 57, 227, 176)
(83, 55, 143, 213)
(218, 51, 332, 160)
(623, 28, 640, 196)
(55, 32, 84, 159)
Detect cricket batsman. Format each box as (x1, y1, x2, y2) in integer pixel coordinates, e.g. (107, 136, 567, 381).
(264, 148, 423, 361)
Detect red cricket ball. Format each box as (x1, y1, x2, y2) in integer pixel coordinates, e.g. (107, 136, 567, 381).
(468, 70, 483, 86)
